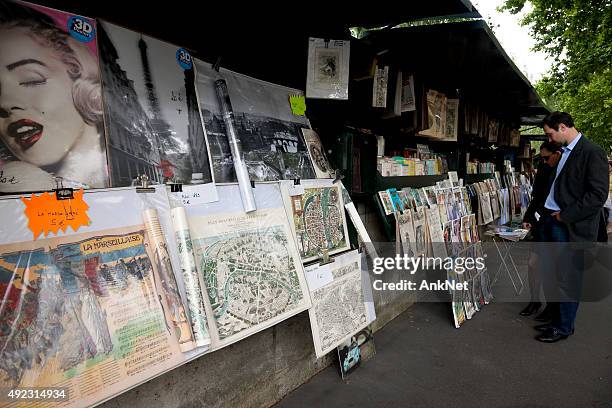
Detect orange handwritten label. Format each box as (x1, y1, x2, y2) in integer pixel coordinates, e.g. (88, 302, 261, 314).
(21, 189, 90, 240)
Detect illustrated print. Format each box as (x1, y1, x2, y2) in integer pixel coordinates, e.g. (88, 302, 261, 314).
(317, 50, 339, 83)
(289, 185, 349, 262)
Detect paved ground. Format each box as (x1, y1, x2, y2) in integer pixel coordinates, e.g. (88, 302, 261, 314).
(276, 296, 612, 408)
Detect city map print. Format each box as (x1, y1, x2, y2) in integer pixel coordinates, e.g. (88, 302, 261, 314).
(305, 251, 369, 358)
(288, 185, 350, 263)
(312, 272, 367, 356)
(193, 225, 307, 346)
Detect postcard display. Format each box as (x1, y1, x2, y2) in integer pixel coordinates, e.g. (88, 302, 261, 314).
(0, 2, 381, 404)
(376, 178, 493, 328)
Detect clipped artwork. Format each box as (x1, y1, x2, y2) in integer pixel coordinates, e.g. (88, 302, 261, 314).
(304, 250, 375, 358)
(372, 65, 389, 108)
(0, 0, 109, 193)
(306, 38, 350, 100)
(98, 21, 215, 189)
(302, 129, 332, 178)
(187, 184, 311, 350)
(282, 180, 350, 263)
(0, 226, 188, 406)
(195, 59, 315, 183)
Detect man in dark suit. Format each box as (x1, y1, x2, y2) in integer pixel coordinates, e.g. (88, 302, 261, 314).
(534, 111, 609, 343)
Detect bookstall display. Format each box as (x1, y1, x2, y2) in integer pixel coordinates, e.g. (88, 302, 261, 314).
(0, 0, 549, 403)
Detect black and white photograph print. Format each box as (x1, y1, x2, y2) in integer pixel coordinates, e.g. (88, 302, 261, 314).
(195, 59, 316, 183)
(98, 21, 214, 187)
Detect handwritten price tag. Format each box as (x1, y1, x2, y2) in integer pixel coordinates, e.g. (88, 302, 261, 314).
(21, 189, 90, 240)
(289, 94, 307, 116)
(172, 185, 209, 207)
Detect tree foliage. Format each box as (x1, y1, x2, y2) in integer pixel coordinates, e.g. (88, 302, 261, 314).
(501, 0, 612, 151)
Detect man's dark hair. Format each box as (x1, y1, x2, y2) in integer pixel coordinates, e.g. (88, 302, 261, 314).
(542, 111, 575, 130)
(540, 141, 563, 153)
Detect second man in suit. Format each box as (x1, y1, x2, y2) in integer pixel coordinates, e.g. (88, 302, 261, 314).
(535, 111, 609, 343)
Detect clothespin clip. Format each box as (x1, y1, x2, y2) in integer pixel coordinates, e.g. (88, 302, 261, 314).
(319, 248, 335, 266)
(332, 169, 344, 184)
(54, 177, 73, 200)
(170, 183, 183, 193)
(136, 175, 155, 193)
(212, 57, 222, 72)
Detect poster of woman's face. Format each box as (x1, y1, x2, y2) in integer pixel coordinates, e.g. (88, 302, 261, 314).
(0, 0, 108, 193)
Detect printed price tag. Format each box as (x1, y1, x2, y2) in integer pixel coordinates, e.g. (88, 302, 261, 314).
(289, 94, 307, 116)
(21, 189, 90, 240)
(172, 185, 210, 206)
(287, 184, 305, 197)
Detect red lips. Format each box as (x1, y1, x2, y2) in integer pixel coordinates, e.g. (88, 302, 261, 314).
(7, 119, 43, 150)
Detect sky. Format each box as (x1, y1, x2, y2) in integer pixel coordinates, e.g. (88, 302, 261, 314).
(471, 0, 553, 84)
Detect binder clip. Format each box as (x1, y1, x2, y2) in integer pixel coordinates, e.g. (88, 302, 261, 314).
(136, 175, 155, 194)
(212, 56, 222, 72)
(332, 169, 344, 184)
(170, 183, 183, 193)
(293, 178, 301, 185)
(250, 180, 256, 188)
(324, 39, 330, 49)
(53, 177, 73, 200)
(319, 248, 335, 266)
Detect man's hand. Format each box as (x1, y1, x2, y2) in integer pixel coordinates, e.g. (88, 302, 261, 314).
(551, 211, 562, 221)
(522, 222, 532, 229)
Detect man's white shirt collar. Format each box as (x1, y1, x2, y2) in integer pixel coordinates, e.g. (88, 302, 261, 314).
(564, 132, 582, 152)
